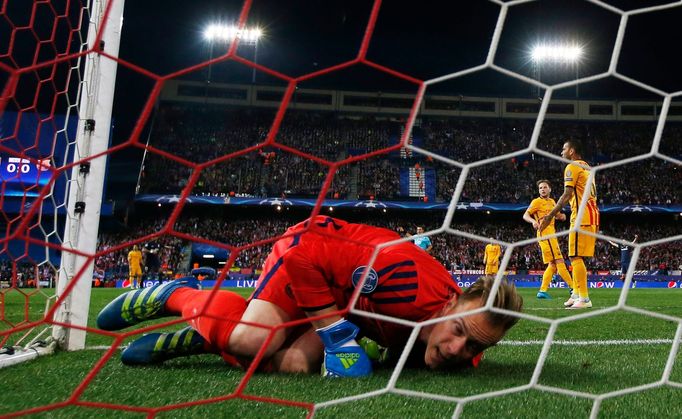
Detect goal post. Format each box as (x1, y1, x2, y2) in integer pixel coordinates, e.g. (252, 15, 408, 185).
(51, 0, 125, 351)
(0, 0, 124, 368)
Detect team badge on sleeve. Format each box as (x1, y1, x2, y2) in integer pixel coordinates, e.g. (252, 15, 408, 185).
(565, 169, 573, 181)
(351, 266, 379, 294)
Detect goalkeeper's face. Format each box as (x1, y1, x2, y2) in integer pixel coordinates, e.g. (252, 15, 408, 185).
(424, 299, 506, 370)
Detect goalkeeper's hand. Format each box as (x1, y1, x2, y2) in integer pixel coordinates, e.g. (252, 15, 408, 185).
(359, 336, 390, 366)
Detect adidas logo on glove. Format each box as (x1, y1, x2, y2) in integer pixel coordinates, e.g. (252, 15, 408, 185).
(335, 352, 360, 369)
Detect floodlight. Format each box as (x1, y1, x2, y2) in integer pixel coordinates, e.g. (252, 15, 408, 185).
(531, 44, 583, 63)
(203, 24, 262, 44)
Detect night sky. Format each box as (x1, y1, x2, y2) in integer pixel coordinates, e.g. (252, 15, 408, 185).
(115, 0, 682, 94)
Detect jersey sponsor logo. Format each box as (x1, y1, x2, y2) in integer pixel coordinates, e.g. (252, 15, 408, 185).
(351, 266, 379, 294)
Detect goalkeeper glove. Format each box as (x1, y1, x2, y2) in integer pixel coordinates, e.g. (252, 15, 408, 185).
(317, 319, 372, 378)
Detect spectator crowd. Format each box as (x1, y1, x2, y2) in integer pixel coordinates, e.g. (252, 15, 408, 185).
(138, 105, 682, 206)
(84, 213, 681, 285)
(2, 213, 680, 288)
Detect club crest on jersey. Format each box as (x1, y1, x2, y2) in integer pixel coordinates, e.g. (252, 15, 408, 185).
(351, 266, 378, 294)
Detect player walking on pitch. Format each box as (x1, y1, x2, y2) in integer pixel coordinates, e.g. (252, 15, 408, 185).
(127, 245, 143, 289)
(483, 240, 501, 275)
(523, 180, 575, 302)
(539, 140, 600, 309)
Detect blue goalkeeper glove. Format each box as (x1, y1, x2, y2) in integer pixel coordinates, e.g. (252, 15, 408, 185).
(317, 319, 372, 378)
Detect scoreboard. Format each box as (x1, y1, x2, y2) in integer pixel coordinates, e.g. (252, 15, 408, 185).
(0, 156, 53, 197)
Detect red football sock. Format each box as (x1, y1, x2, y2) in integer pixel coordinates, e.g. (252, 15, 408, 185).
(166, 288, 248, 353)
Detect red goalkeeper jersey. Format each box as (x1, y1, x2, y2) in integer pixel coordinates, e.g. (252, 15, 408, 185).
(252, 216, 462, 351)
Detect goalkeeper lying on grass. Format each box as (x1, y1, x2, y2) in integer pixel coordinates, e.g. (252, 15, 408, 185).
(98, 216, 523, 377)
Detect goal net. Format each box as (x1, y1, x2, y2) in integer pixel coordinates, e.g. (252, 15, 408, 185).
(1, 0, 681, 417)
(1, 0, 121, 363)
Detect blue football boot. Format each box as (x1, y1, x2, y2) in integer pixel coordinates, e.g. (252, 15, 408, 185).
(121, 326, 207, 365)
(317, 319, 373, 378)
(97, 277, 201, 331)
(536, 291, 553, 300)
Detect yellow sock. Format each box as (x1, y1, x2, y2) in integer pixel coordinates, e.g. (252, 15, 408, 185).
(556, 262, 574, 290)
(572, 258, 589, 299)
(540, 265, 556, 292)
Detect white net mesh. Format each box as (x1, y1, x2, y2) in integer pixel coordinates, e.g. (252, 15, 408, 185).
(1, 0, 681, 417)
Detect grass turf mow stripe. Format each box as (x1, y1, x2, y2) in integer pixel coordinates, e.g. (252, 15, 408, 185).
(2, 288, 681, 418)
(85, 338, 679, 351)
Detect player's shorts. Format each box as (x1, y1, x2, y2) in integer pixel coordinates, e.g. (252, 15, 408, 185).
(620, 258, 631, 276)
(538, 237, 564, 264)
(484, 263, 499, 275)
(250, 218, 351, 321)
(568, 224, 597, 258)
(249, 231, 304, 321)
(129, 265, 142, 277)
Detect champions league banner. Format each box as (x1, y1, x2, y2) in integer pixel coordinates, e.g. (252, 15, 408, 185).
(136, 194, 682, 214)
(118, 274, 682, 290)
(453, 276, 682, 289)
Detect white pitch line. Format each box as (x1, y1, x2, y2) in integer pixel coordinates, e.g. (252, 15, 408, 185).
(525, 306, 680, 311)
(500, 339, 677, 346)
(86, 339, 679, 351)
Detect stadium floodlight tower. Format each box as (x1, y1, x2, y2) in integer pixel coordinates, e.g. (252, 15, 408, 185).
(530, 42, 584, 98)
(203, 24, 263, 84)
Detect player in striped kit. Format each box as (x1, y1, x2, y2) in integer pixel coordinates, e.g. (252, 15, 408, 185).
(98, 216, 523, 377)
(539, 140, 600, 309)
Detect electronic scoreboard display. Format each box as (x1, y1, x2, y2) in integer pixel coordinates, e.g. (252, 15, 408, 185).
(0, 156, 53, 197)
(0, 111, 75, 201)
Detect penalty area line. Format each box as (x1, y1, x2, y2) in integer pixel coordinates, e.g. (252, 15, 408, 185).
(87, 338, 679, 351)
(499, 338, 677, 346)
(525, 306, 680, 311)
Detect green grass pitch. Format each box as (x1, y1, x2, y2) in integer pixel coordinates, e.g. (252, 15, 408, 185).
(1, 287, 681, 418)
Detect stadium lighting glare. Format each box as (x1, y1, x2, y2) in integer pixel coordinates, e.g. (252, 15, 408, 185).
(531, 44, 584, 63)
(204, 24, 262, 44)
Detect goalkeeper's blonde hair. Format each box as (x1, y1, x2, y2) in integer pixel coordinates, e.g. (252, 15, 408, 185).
(457, 276, 523, 332)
